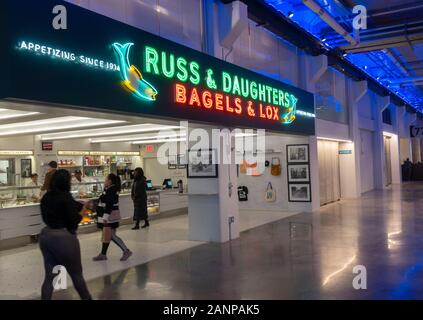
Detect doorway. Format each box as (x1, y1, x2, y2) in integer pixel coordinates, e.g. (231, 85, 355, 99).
(384, 136, 392, 186)
(318, 140, 341, 206)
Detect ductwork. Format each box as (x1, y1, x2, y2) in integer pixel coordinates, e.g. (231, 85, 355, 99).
(302, 0, 357, 46)
(389, 76, 423, 84)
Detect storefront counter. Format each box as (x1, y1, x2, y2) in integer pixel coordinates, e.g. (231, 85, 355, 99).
(0, 189, 187, 242)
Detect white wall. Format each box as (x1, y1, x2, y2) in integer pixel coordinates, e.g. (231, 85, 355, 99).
(360, 129, 375, 193)
(237, 134, 311, 212)
(400, 138, 412, 163)
(65, 0, 203, 51)
(144, 157, 186, 186)
(357, 94, 373, 120)
(339, 142, 358, 199)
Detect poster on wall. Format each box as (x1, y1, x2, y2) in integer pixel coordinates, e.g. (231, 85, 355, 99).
(168, 155, 177, 169)
(177, 154, 187, 169)
(20, 159, 32, 178)
(287, 145, 309, 163)
(288, 164, 310, 182)
(288, 184, 311, 202)
(187, 149, 218, 178)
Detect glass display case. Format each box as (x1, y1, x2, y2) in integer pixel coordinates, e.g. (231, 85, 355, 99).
(0, 159, 15, 186)
(0, 180, 161, 225)
(0, 185, 43, 208)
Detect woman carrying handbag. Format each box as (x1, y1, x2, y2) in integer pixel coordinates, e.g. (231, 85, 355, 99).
(93, 173, 132, 261)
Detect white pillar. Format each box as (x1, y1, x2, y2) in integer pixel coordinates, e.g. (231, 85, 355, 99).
(187, 128, 239, 243)
(299, 54, 327, 211)
(372, 95, 390, 189)
(347, 79, 368, 197)
(390, 106, 403, 184)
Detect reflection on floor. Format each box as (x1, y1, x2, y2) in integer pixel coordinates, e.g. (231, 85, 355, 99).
(0, 209, 296, 299)
(54, 183, 423, 300)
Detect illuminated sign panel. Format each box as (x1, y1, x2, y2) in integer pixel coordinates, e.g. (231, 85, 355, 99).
(1, 0, 315, 135)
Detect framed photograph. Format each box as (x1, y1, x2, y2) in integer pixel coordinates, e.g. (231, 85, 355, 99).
(287, 144, 309, 163)
(21, 159, 32, 178)
(288, 184, 311, 202)
(288, 164, 310, 182)
(177, 154, 187, 169)
(168, 155, 177, 169)
(187, 149, 218, 178)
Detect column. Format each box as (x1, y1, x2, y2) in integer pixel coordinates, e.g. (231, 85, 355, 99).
(300, 53, 327, 211)
(372, 95, 390, 189)
(187, 128, 239, 243)
(347, 79, 368, 197)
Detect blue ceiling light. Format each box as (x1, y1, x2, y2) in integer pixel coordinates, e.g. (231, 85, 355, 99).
(263, 0, 423, 111)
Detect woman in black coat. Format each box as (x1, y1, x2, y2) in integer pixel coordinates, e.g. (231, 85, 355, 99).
(131, 167, 149, 230)
(39, 169, 92, 300)
(93, 174, 132, 261)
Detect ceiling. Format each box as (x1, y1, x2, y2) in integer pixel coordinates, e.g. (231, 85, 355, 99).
(253, 0, 423, 112)
(0, 101, 186, 144)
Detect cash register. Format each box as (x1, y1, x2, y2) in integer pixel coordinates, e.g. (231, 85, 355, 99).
(162, 178, 173, 189)
(146, 179, 155, 190)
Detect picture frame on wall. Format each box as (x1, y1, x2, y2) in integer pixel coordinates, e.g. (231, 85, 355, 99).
(21, 159, 32, 178)
(187, 149, 218, 178)
(287, 144, 309, 163)
(168, 155, 177, 169)
(288, 164, 310, 182)
(177, 154, 187, 169)
(288, 183, 311, 202)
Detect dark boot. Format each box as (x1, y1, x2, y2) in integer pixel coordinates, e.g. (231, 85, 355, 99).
(132, 220, 140, 230)
(141, 219, 150, 228)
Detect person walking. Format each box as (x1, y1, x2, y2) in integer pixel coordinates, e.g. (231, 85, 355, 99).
(404, 158, 413, 181)
(93, 173, 132, 261)
(131, 167, 149, 230)
(39, 169, 92, 300)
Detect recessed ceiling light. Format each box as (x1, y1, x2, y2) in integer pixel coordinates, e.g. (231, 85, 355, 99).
(91, 132, 187, 143)
(0, 108, 40, 120)
(132, 138, 186, 145)
(40, 124, 181, 140)
(0, 117, 124, 136)
(288, 11, 294, 18)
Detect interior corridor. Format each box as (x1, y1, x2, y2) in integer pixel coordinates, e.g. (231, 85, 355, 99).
(0, 209, 297, 299)
(52, 182, 423, 300)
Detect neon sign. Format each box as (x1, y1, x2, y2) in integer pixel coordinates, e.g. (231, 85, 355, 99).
(113, 43, 308, 125)
(6, 0, 314, 135)
(112, 42, 157, 101)
(17, 41, 120, 71)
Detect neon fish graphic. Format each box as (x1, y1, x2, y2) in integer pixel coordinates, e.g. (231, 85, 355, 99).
(281, 94, 298, 124)
(112, 42, 158, 101)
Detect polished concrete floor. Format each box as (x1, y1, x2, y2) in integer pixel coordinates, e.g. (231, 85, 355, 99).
(52, 183, 423, 300)
(0, 208, 297, 299)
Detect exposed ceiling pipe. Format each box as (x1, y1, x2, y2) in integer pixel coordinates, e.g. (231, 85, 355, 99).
(383, 49, 410, 78)
(342, 34, 423, 53)
(328, 22, 423, 45)
(391, 81, 423, 87)
(335, 3, 423, 22)
(302, 0, 357, 46)
(389, 76, 423, 84)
